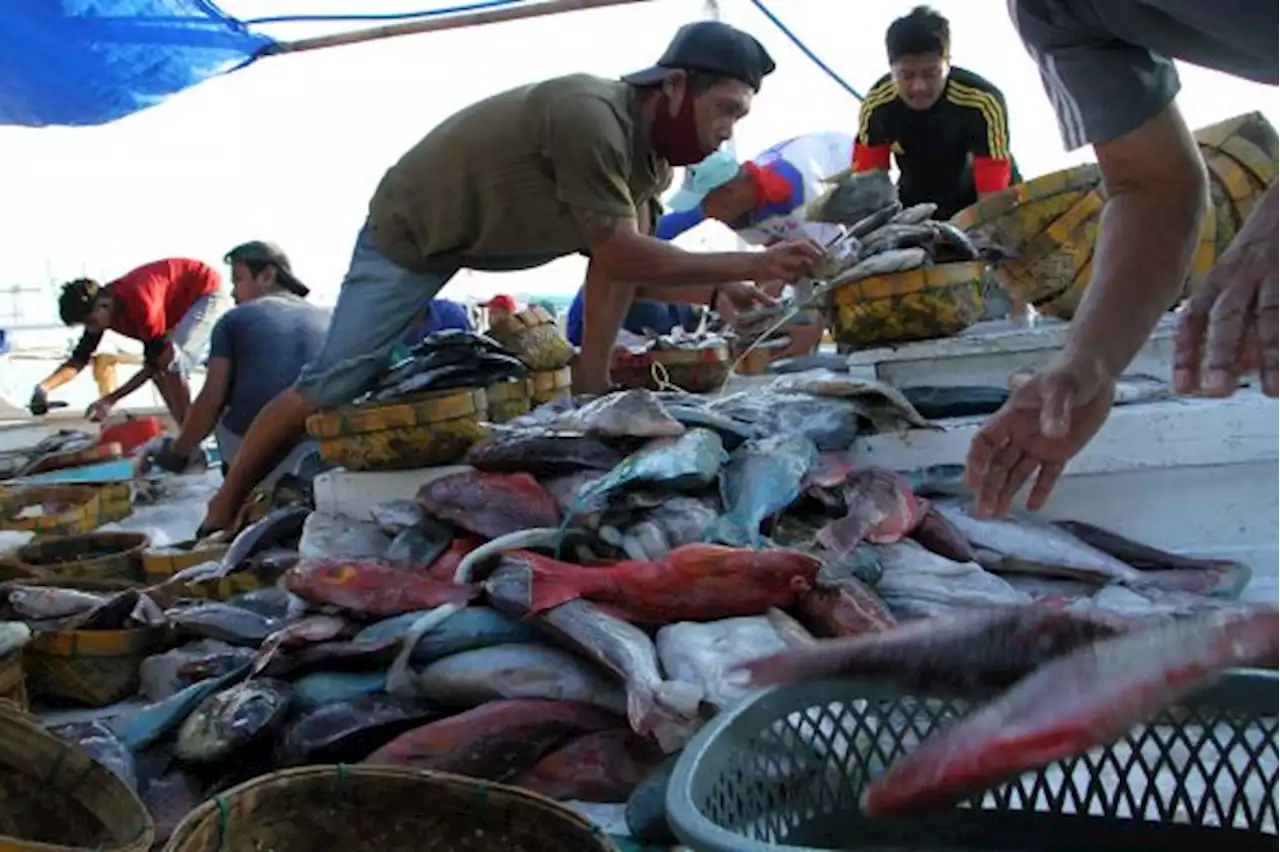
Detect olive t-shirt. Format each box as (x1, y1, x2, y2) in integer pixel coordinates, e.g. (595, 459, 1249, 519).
(369, 74, 673, 273)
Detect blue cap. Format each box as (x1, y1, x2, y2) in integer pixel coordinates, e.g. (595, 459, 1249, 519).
(666, 149, 742, 212)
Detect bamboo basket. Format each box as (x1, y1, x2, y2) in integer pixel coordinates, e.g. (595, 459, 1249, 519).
(163, 764, 619, 852)
(485, 378, 535, 423)
(488, 306, 575, 371)
(14, 532, 150, 584)
(305, 388, 490, 472)
(612, 346, 732, 393)
(0, 483, 132, 537)
(827, 260, 986, 349)
(529, 367, 573, 405)
(23, 578, 164, 706)
(0, 649, 27, 711)
(141, 540, 231, 584)
(951, 111, 1277, 320)
(0, 699, 154, 851)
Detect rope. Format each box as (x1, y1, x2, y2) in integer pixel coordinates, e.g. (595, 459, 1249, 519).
(241, 0, 526, 26)
(748, 0, 864, 101)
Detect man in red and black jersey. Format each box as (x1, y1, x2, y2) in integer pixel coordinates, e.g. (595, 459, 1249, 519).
(852, 6, 1020, 220)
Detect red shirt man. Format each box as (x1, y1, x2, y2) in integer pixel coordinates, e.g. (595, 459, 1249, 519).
(32, 258, 231, 423)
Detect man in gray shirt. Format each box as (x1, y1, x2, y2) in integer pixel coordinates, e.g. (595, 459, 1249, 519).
(967, 0, 1277, 518)
(154, 242, 329, 488)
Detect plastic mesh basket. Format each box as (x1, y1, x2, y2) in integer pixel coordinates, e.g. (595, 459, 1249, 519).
(667, 671, 1278, 851)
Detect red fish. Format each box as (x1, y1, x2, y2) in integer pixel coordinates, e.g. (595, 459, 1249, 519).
(251, 615, 349, 675)
(284, 559, 477, 617)
(792, 577, 896, 638)
(741, 604, 1123, 698)
(862, 607, 1280, 817)
(423, 537, 483, 582)
(361, 698, 621, 782)
(817, 468, 922, 555)
(515, 728, 666, 802)
(417, 470, 560, 539)
(504, 544, 821, 624)
(909, 501, 978, 563)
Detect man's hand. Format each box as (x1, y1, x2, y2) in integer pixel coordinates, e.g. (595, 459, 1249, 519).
(721, 281, 777, 312)
(28, 386, 49, 416)
(85, 398, 115, 423)
(197, 489, 239, 538)
(750, 239, 826, 284)
(965, 354, 1115, 518)
(1173, 210, 1279, 398)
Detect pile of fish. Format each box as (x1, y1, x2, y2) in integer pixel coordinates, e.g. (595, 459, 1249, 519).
(355, 330, 527, 404)
(0, 378, 1271, 844)
(618, 325, 735, 356)
(806, 168, 1001, 287)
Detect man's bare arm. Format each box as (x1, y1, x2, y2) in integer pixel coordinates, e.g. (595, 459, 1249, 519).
(1062, 105, 1207, 378)
(576, 208, 759, 287)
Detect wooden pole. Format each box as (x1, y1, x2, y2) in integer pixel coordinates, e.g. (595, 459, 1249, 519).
(262, 0, 654, 56)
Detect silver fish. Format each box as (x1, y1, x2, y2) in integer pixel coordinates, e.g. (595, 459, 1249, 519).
(890, 202, 938, 224)
(767, 370, 934, 432)
(604, 497, 722, 561)
(548, 389, 685, 438)
(849, 202, 903, 238)
(859, 223, 936, 257)
(831, 247, 929, 286)
(486, 562, 702, 752)
(385, 516, 453, 568)
(0, 621, 31, 656)
(873, 539, 1032, 619)
(930, 220, 980, 260)
(406, 642, 628, 715)
(370, 500, 426, 535)
(216, 504, 311, 574)
(9, 586, 106, 619)
(932, 502, 1147, 585)
(167, 602, 280, 646)
(175, 677, 293, 763)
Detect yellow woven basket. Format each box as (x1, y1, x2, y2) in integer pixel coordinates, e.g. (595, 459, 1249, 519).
(529, 367, 573, 406)
(489, 306, 575, 371)
(827, 260, 986, 349)
(305, 388, 491, 472)
(15, 532, 150, 584)
(0, 649, 27, 712)
(485, 378, 535, 424)
(0, 483, 131, 537)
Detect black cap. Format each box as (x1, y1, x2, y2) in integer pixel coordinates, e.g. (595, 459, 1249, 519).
(224, 240, 309, 298)
(623, 21, 776, 92)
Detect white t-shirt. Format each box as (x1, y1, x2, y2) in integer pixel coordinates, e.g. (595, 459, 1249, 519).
(736, 131, 854, 247)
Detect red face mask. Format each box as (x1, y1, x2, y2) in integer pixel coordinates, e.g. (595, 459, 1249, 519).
(652, 89, 707, 167)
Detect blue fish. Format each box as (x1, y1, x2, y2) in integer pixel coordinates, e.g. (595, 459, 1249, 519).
(711, 435, 819, 548)
(114, 664, 250, 751)
(292, 671, 387, 712)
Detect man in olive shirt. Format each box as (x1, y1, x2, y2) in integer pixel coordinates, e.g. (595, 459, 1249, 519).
(967, 0, 1277, 519)
(198, 21, 825, 533)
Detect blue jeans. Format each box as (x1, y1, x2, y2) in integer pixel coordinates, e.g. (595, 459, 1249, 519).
(294, 222, 559, 407)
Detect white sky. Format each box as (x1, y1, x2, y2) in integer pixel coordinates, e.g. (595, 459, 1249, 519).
(0, 0, 1276, 327)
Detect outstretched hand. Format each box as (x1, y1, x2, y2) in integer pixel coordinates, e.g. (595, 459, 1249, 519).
(965, 354, 1116, 518)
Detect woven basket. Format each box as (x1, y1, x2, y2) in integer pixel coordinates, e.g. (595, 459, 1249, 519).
(25, 584, 165, 706)
(306, 389, 491, 472)
(485, 378, 535, 424)
(611, 346, 731, 394)
(0, 483, 132, 537)
(0, 649, 27, 712)
(489, 306, 575, 372)
(827, 260, 986, 349)
(163, 764, 619, 852)
(529, 367, 573, 406)
(15, 532, 150, 584)
(0, 699, 154, 851)
(141, 540, 231, 584)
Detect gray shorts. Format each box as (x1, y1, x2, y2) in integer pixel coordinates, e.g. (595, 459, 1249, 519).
(169, 291, 233, 375)
(294, 222, 558, 408)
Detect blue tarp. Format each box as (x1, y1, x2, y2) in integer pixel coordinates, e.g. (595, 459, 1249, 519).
(0, 1, 274, 128)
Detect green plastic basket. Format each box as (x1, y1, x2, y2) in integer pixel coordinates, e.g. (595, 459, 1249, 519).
(667, 670, 1278, 851)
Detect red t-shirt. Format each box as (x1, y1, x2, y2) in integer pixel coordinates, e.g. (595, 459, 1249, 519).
(68, 258, 221, 367)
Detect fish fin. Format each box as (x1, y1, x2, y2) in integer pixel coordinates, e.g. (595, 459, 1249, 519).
(736, 643, 858, 688)
(521, 552, 597, 614)
(815, 513, 871, 555)
(626, 685, 657, 734)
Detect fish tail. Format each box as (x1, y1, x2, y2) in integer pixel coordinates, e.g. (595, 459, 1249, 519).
(816, 514, 869, 555)
(626, 686, 657, 735)
(707, 515, 749, 548)
(522, 553, 593, 614)
(736, 644, 856, 688)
